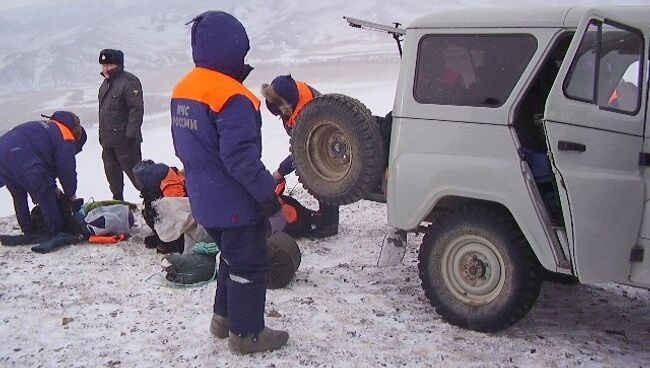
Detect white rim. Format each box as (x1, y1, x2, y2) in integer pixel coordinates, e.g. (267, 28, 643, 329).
(440, 234, 506, 306)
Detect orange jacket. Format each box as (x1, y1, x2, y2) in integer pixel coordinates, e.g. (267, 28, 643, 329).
(161, 168, 187, 197)
(285, 81, 315, 129)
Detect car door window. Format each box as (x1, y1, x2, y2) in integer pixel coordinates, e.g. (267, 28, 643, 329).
(564, 20, 644, 114)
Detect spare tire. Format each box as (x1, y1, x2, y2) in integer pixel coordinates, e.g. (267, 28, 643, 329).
(270, 231, 301, 270)
(291, 94, 385, 205)
(266, 232, 301, 289)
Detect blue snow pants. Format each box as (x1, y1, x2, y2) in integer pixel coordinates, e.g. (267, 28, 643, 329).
(0, 139, 62, 234)
(206, 223, 269, 336)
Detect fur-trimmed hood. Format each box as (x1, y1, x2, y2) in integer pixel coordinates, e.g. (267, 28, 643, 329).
(261, 83, 294, 118)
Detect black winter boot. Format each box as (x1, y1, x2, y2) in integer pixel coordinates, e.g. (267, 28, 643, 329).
(144, 234, 162, 249)
(228, 327, 289, 355)
(310, 203, 339, 238)
(156, 236, 184, 254)
(309, 224, 338, 238)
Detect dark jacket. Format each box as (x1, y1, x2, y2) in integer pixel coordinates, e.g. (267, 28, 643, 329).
(0, 119, 79, 197)
(98, 66, 144, 147)
(171, 11, 276, 229)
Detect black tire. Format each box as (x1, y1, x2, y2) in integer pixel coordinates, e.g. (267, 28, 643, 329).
(418, 205, 542, 332)
(269, 232, 301, 270)
(266, 232, 301, 289)
(291, 94, 385, 205)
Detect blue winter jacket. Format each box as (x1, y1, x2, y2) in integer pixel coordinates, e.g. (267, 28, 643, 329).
(0, 116, 79, 197)
(171, 11, 276, 229)
(270, 78, 321, 177)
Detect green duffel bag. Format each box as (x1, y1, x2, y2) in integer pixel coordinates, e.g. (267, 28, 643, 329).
(162, 253, 217, 284)
(159, 233, 301, 288)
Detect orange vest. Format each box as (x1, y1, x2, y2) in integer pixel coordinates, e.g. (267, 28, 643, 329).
(53, 121, 76, 141)
(286, 81, 314, 129)
(172, 67, 260, 112)
(161, 168, 187, 197)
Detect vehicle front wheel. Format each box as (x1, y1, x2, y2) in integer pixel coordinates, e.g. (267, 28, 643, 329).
(418, 205, 542, 332)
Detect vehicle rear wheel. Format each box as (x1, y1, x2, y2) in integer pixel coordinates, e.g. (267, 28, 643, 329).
(418, 205, 542, 332)
(291, 94, 385, 205)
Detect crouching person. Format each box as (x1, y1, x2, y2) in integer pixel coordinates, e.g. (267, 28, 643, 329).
(261, 75, 339, 238)
(133, 159, 188, 253)
(172, 11, 288, 354)
(0, 111, 86, 239)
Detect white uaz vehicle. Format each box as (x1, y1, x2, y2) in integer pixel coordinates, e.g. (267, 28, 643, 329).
(289, 5, 650, 332)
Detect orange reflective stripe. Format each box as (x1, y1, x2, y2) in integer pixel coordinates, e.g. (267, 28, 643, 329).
(282, 203, 299, 224)
(53, 121, 75, 141)
(286, 81, 314, 129)
(161, 168, 187, 197)
(172, 67, 260, 112)
(88, 234, 127, 244)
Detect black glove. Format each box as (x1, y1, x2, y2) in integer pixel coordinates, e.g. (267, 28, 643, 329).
(258, 196, 282, 217)
(258, 196, 287, 236)
(70, 198, 84, 213)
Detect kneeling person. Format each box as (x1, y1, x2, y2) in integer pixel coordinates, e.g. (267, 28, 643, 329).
(0, 111, 86, 237)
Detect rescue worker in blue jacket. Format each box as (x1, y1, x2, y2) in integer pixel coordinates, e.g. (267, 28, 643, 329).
(0, 111, 87, 236)
(261, 75, 339, 238)
(171, 11, 288, 355)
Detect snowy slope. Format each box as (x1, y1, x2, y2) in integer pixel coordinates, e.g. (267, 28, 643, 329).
(0, 0, 429, 96)
(0, 191, 649, 367)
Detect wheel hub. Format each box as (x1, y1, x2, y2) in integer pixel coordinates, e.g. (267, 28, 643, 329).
(464, 256, 487, 281)
(305, 121, 352, 182)
(328, 134, 347, 159)
(440, 235, 506, 306)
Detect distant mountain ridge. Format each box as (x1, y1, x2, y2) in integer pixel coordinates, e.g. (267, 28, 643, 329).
(0, 0, 432, 95)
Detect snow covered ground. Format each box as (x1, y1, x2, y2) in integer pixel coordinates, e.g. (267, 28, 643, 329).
(2, 1, 650, 367)
(1, 190, 649, 367)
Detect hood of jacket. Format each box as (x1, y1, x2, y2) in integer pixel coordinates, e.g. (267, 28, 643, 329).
(191, 11, 250, 80)
(50, 110, 82, 139)
(133, 160, 170, 194)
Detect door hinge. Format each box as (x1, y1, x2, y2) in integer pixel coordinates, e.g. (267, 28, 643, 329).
(639, 152, 650, 167)
(630, 245, 644, 262)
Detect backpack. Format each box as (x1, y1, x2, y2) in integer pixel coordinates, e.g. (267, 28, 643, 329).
(84, 204, 134, 236)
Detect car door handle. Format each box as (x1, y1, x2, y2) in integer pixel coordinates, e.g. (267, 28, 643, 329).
(558, 140, 586, 152)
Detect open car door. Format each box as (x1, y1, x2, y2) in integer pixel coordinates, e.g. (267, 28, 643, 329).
(544, 11, 647, 283)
